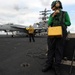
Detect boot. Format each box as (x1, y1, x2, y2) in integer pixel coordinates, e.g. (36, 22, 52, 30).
(42, 64, 52, 72)
(54, 65, 61, 75)
(55, 68, 61, 75)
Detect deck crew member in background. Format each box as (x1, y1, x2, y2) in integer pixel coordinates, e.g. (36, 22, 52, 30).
(42, 1, 71, 75)
(28, 25, 35, 42)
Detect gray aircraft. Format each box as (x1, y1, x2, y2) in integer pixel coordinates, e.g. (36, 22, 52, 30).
(0, 23, 47, 37)
(0, 24, 28, 37)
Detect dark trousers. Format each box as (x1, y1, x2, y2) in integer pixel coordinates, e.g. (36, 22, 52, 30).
(29, 34, 35, 42)
(46, 36, 66, 67)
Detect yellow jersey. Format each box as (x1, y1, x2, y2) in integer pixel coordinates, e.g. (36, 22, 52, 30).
(28, 27, 34, 34)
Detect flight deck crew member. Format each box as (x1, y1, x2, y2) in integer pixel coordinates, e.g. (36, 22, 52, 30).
(42, 1, 71, 75)
(28, 25, 35, 42)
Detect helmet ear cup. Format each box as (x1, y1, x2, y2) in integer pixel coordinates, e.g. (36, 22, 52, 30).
(51, 1, 56, 9)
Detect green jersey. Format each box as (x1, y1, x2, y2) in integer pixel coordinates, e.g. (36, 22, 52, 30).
(48, 11, 71, 27)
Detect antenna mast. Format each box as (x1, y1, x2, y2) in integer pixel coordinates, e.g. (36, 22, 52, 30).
(39, 8, 51, 28)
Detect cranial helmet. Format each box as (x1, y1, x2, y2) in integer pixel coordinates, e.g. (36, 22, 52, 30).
(51, 0, 63, 9)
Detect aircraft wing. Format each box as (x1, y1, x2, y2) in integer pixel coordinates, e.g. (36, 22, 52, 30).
(11, 25, 28, 32)
(0, 24, 28, 32)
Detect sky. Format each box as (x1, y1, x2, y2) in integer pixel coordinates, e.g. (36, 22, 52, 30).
(0, 0, 75, 32)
